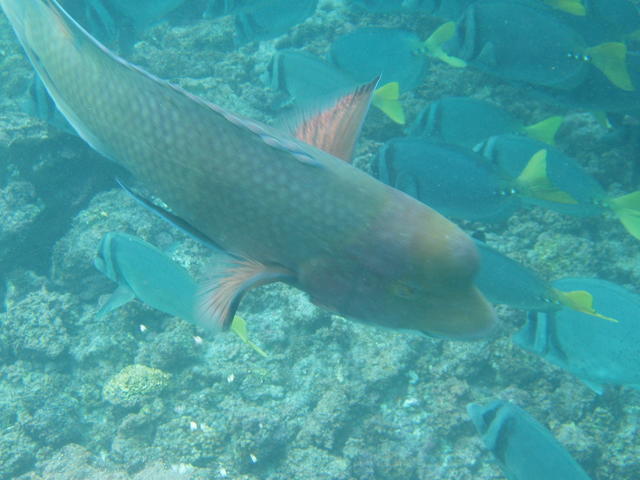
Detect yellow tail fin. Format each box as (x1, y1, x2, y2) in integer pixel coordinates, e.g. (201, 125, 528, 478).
(554, 289, 619, 322)
(231, 316, 268, 357)
(423, 22, 467, 68)
(586, 42, 635, 91)
(522, 116, 564, 145)
(608, 191, 640, 240)
(515, 149, 579, 204)
(372, 82, 406, 124)
(543, 0, 586, 15)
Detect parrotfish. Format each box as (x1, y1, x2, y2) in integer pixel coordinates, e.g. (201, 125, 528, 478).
(408, 96, 563, 148)
(329, 27, 429, 93)
(426, 0, 635, 91)
(94, 232, 267, 356)
(476, 134, 640, 239)
(0, 0, 496, 339)
(467, 400, 593, 480)
(514, 277, 640, 394)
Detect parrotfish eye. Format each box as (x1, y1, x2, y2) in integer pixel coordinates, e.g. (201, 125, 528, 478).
(391, 282, 415, 299)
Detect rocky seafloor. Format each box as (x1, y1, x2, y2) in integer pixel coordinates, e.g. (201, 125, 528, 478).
(0, 1, 639, 479)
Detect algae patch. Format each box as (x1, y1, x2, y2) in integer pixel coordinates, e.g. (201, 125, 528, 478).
(103, 364, 171, 407)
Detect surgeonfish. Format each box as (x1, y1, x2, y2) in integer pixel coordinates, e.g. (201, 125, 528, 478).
(234, 0, 317, 44)
(22, 76, 75, 135)
(94, 232, 267, 356)
(349, 0, 476, 19)
(329, 27, 429, 93)
(0, 0, 496, 340)
(467, 400, 593, 480)
(513, 278, 640, 393)
(426, 0, 635, 91)
(408, 96, 563, 148)
(265, 49, 405, 125)
(476, 134, 640, 239)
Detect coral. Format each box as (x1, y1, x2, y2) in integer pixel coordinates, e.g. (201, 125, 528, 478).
(103, 365, 171, 408)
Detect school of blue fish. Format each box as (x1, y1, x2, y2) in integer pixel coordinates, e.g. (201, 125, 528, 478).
(3, 0, 640, 478)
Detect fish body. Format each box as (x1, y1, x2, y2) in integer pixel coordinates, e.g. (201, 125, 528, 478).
(234, 0, 317, 44)
(409, 96, 562, 148)
(467, 400, 593, 480)
(329, 27, 428, 92)
(513, 277, 640, 394)
(94, 232, 198, 321)
(0, 0, 495, 339)
(378, 137, 520, 222)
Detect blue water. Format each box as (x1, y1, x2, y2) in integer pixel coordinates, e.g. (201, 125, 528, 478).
(0, 1, 639, 479)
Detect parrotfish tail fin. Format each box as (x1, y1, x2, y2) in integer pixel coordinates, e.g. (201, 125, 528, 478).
(522, 116, 564, 145)
(553, 288, 619, 323)
(372, 81, 406, 125)
(543, 0, 586, 15)
(586, 42, 635, 92)
(197, 256, 295, 331)
(230, 316, 269, 357)
(286, 76, 380, 161)
(514, 149, 579, 204)
(607, 191, 640, 240)
(422, 22, 467, 68)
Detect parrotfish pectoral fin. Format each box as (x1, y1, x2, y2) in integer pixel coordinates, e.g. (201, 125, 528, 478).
(371, 82, 406, 125)
(607, 191, 640, 240)
(423, 22, 467, 68)
(96, 284, 136, 318)
(197, 257, 295, 331)
(523, 116, 564, 145)
(230, 315, 268, 357)
(515, 149, 579, 204)
(286, 76, 380, 161)
(586, 42, 635, 92)
(553, 289, 619, 322)
(543, 0, 586, 16)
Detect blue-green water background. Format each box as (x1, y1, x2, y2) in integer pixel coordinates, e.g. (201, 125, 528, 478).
(0, 1, 639, 479)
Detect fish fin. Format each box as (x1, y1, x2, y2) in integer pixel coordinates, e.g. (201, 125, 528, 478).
(591, 111, 612, 129)
(423, 22, 467, 68)
(286, 76, 380, 161)
(607, 191, 640, 240)
(230, 315, 269, 357)
(515, 149, 579, 204)
(543, 0, 586, 15)
(522, 116, 563, 145)
(586, 42, 635, 92)
(476, 42, 498, 68)
(581, 379, 604, 395)
(553, 289, 619, 322)
(96, 285, 136, 318)
(197, 257, 295, 331)
(371, 82, 406, 125)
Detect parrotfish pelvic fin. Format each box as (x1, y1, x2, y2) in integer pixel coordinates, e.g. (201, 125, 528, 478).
(553, 288, 619, 323)
(607, 191, 640, 240)
(543, 0, 586, 16)
(423, 22, 467, 68)
(371, 82, 405, 125)
(287, 76, 380, 162)
(586, 42, 635, 92)
(515, 149, 579, 204)
(230, 315, 269, 357)
(522, 116, 564, 145)
(198, 257, 295, 331)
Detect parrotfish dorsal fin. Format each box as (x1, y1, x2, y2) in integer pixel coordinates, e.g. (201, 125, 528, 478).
(286, 76, 380, 161)
(230, 315, 268, 357)
(522, 116, 564, 145)
(515, 149, 579, 204)
(543, 0, 586, 16)
(423, 22, 467, 68)
(553, 289, 619, 323)
(197, 257, 295, 331)
(607, 191, 640, 240)
(586, 42, 635, 92)
(371, 82, 405, 125)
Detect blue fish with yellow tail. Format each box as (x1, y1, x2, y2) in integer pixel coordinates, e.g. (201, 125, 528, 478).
(0, 0, 496, 340)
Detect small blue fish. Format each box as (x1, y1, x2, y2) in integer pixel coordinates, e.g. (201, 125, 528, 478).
(468, 400, 593, 480)
(513, 277, 640, 394)
(409, 96, 563, 148)
(330, 27, 429, 93)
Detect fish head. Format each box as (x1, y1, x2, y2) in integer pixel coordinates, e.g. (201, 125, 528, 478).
(301, 191, 497, 340)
